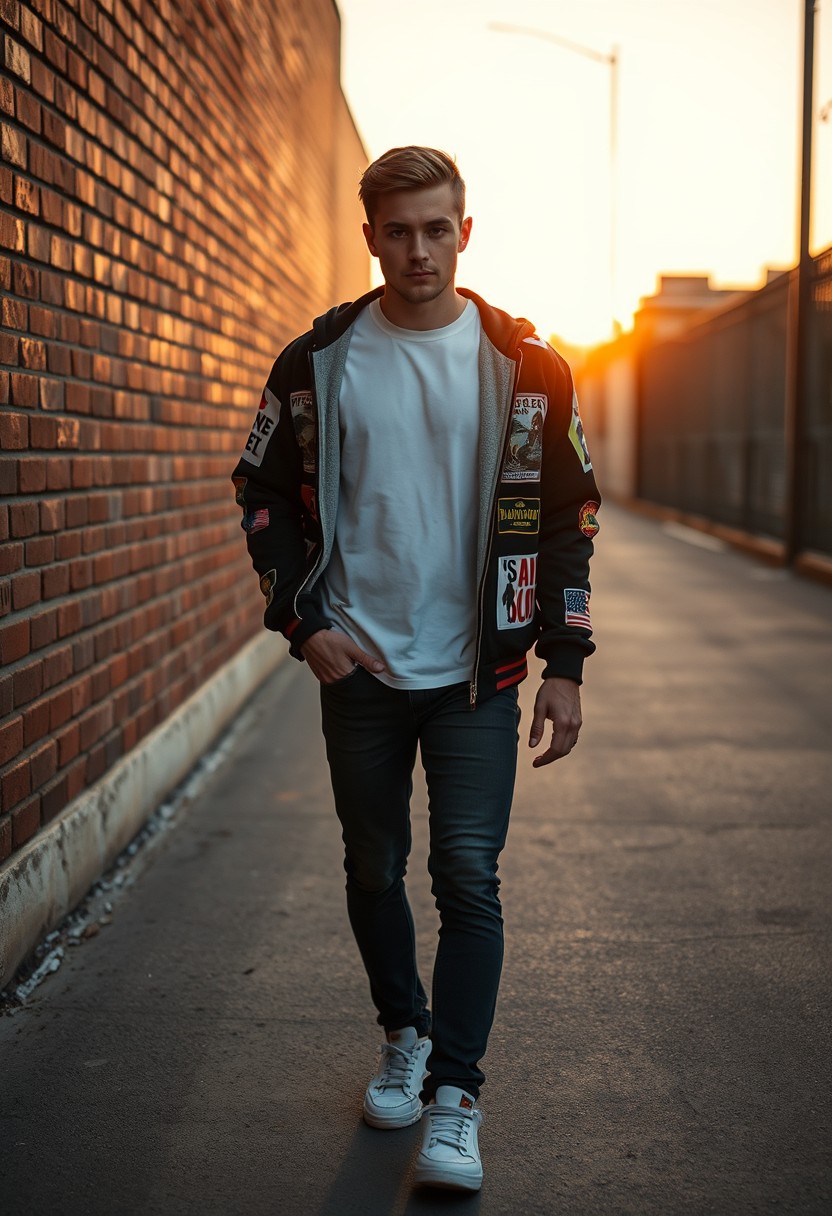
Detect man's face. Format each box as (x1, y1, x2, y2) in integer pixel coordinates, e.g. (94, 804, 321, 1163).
(363, 183, 472, 310)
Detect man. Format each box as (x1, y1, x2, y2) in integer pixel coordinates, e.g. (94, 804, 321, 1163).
(232, 146, 600, 1192)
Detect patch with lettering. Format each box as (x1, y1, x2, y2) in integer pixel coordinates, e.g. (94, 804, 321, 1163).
(497, 554, 538, 631)
(232, 475, 247, 507)
(503, 395, 547, 482)
(290, 391, 316, 474)
(578, 500, 600, 538)
(564, 587, 591, 629)
(568, 390, 592, 472)
(259, 568, 277, 607)
(242, 388, 280, 468)
(497, 497, 540, 535)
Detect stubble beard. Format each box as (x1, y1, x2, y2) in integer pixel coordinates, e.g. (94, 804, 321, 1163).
(391, 273, 453, 308)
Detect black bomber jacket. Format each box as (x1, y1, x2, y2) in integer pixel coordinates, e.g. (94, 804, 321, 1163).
(231, 287, 601, 704)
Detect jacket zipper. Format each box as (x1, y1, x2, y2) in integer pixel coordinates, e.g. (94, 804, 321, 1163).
(469, 345, 525, 707)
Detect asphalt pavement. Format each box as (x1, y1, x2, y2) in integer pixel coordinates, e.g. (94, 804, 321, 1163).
(1, 503, 830, 1215)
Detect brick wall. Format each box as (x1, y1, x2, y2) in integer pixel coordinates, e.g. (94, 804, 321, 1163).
(0, 0, 368, 866)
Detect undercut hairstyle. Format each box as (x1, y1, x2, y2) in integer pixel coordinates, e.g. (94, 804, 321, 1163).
(359, 146, 466, 227)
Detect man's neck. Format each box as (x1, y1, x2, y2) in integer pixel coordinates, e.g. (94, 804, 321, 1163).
(378, 285, 467, 331)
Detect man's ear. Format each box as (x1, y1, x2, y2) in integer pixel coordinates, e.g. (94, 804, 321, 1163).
(458, 216, 473, 253)
(362, 222, 379, 258)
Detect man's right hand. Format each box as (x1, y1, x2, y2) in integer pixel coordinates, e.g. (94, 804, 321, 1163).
(300, 629, 386, 685)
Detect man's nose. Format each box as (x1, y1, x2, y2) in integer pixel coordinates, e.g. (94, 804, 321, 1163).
(409, 235, 429, 261)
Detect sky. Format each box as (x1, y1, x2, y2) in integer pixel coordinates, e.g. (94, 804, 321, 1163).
(335, 0, 832, 346)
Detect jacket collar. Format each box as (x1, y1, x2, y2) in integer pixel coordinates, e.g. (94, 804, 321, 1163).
(312, 286, 535, 358)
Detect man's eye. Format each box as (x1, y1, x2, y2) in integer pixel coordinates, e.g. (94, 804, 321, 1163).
(429, 227, 448, 237)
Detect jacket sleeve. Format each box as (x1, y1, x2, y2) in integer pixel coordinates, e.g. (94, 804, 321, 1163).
(230, 339, 330, 656)
(535, 350, 601, 683)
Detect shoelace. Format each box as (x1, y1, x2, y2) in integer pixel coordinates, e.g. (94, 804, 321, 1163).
(424, 1104, 481, 1154)
(375, 1042, 422, 1094)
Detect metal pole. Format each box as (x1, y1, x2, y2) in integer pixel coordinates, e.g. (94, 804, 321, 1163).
(784, 0, 816, 564)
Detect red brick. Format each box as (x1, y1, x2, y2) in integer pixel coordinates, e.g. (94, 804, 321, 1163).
(9, 501, 38, 537)
(0, 542, 23, 575)
(0, 815, 11, 862)
(20, 337, 46, 369)
(22, 697, 48, 746)
(56, 721, 79, 765)
(11, 569, 40, 610)
(0, 716, 23, 765)
(0, 411, 28, 449)
(40, 498, 65, 531)
(0, 671, 12, 715)
(18, 458, 47, 493)
(66, 755, 85, 801)
(13, 658, 43, 706)
(0, 330, 19, 363)
(40, 773, 67, 823)
(42, 644, 71, 689)
(30, 605, 57, 649)
(57, 598, 81, 636)
(65, 496, 88, 527)
(11, 795, 40, 845)
(37, 373, 64, 412)
(0, 616, 29, 663)
(42, 561, 70, 599)
(1, 122, 27, 169)
(30, 738, 56, 787)
(25, 535, 55, 566)
(1, 755, 31, 812)
(10, 372, 38, 407)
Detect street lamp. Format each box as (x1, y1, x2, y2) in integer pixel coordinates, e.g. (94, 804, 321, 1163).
(488, 22, 620, 336)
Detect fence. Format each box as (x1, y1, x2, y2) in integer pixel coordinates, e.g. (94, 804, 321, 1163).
(637, 246, 832, 559)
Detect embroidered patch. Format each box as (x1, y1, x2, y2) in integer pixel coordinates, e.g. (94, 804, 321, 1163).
(290, 390, 316, 474)
(503, 395, 547, 482)
(497, 554, 537, 631)
(568, 390, 592, 472)
(259, 568, 277, 607)
(498, 497, 540, 534)
(578, 500, 600, 538)
(232, 475, 247, 507)
(242, 387, 281, 468)
(564, 587, 591, 629)
(242, 508, 269, 534)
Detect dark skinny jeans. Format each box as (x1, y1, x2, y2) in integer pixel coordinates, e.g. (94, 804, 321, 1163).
(320, 666, 520, 1100)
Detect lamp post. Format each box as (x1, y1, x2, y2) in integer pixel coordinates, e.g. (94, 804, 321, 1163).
(489, 21, 620, 336)
(784, 0, 817, 565)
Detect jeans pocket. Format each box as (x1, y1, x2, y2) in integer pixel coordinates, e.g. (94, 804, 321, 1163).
(322, 664, 362, 688)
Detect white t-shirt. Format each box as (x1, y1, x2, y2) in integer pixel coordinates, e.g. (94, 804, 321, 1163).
(321, 298, 482, 689)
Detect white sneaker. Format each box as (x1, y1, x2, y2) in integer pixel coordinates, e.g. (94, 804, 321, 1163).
(414, 1085, 484, 1192)
(363, 1027, 431, 1129)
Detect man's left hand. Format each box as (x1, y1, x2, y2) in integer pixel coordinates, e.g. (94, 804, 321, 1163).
(528, 677, 582, 768)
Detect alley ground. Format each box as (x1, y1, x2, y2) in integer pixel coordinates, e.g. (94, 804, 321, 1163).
(1, 504, 830, 1215)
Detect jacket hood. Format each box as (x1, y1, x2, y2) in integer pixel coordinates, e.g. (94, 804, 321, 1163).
(311, 287, 535, 358)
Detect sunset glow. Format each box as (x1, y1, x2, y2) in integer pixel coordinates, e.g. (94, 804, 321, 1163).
(337, 0, 832, 349)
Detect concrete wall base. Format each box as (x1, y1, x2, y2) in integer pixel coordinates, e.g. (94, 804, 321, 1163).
(0, 634, 287, 990)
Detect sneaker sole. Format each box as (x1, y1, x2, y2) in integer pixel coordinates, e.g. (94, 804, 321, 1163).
(414, 1163, 483, 1192)
(362, 1102, 423, 1130)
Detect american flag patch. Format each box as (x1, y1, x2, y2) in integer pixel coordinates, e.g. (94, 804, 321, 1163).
(243, 507, 269, 534)
(564, 587, 591, 629)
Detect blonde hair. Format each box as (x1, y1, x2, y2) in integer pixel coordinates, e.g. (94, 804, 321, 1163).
(359, 146, 466, 226)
